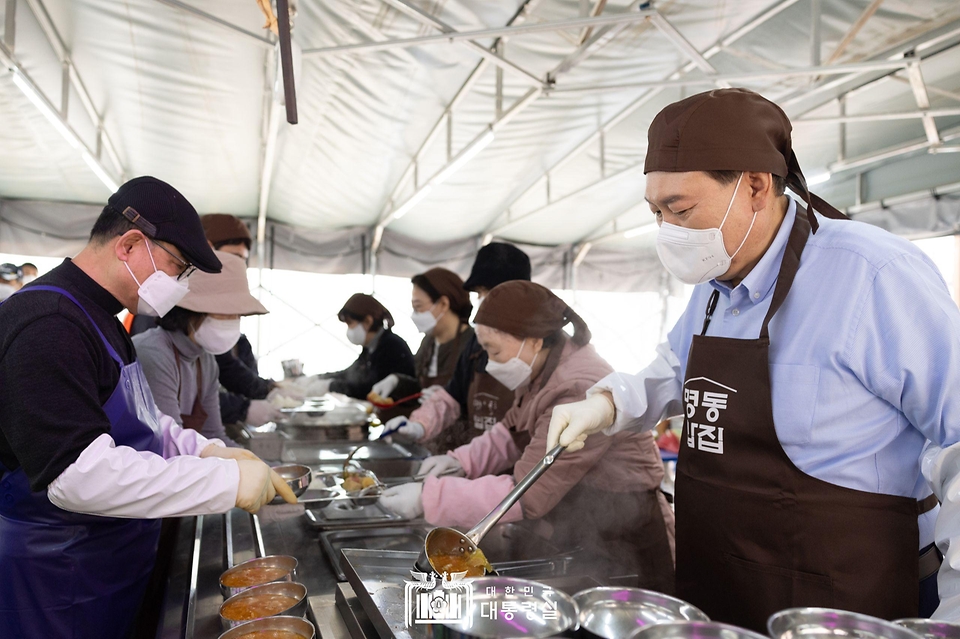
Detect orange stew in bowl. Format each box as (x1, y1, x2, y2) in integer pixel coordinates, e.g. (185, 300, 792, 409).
(221, 594, 300, 622)
(222, 566, 290, 588)
(237, 631, 305, 639)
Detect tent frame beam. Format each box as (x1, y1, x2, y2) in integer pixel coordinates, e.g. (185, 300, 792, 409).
(794, 107, 960, 125)
(152, 0, 273, 47)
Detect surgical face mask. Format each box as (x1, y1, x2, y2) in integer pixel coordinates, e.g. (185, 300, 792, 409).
(411, 305, 443, 333)
(193, 317, 242, 355)
(0, 283, 15, 301)
(20, 275, 36, 285)
(485, 339, 538, 391)
(346, 323, 367, 346)
(124, 240, 189, 317)
(655, 172, 757, 285)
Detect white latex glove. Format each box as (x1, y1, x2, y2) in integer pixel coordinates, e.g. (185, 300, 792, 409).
(546, 392, 616, 453)
(303, 376, 332, 397)
(200, 443, 259, 462)
(372, 374, 399, 399)
(272, 381, 306, 401)
(922, 442, 960, 621)
(383, 416, 426, 440)
(379, 482, 424, 519)
(246, 399, 284, 426)
(418, 454, 465, 478)
(419, 385, 443, 403)
(236, 460, 297, 513)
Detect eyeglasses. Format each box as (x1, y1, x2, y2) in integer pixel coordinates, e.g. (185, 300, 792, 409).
(115, 206, 196, 281)
(151, 240, 196, 281)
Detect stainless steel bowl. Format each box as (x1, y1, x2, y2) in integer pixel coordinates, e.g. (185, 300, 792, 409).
(629, 621, 768, 639)
(219, 555, 299, 599)
(219, 581, 308, 630)
(769, 608, 925, 639)
(270, 464, 312, 503)
(341, 468, 383, 507)
(218, 615, 316, 639)
(433, 576, 579, 639)
(575, 588, 710, 639)
(895, 619, 960, 639)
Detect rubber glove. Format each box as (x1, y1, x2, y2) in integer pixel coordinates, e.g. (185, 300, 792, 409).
(303, 376, 332, 397)
(372, 374, 400, 399)
(383, 416, 426, 440)
(418, 455, 465, 478)
(379, 483, 424, 520)
(271, 382, 306, 401)
(419, 385, 443, 403)
(200, 443, 260, 462)
(236, 460, 297, 512)
(546, 392, 616, 453)
(246, 399, 284, 426)
(922, 442, 960, 621)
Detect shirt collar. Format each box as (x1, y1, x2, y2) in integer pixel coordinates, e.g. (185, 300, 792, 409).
(710, 197, 797, 305)
(57, 258, 125, 316)
(366, 328, 384, 352)
(170, 327, 204, 361)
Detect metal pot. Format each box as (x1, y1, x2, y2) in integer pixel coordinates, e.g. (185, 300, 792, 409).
(429, 576, 579, 639)
(270, 465, 312, 504)
(573, 588, 709, 639)
(768, 608, 925, 639)
(218, 615, 316, 639)
(895, 619, 960, 639)
(218, 581, 308, 630)
(415, 445, 566, 578)
(219, 555, 299, 599)
(629, 621, 767, 639)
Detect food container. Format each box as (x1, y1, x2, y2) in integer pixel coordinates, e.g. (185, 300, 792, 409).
(768, 608, 924, 639)
(895, 619, 960, 639)
(629, 621, 768, 639)
(430, 576, 579, 639)
(281, 359, 303, 378)
(219, 555, 299, 599)
(218, 581, 308, 630)
(270, 464, 312, 504)
(574, 587, 709, 639)
(217, 615, 316, 639)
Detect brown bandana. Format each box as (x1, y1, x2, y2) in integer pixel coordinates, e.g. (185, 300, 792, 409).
(417, 267, 473, 318)
(644, 87, 846, 232)
(474, 281, 591, 346)
(338, 293, 394, 329)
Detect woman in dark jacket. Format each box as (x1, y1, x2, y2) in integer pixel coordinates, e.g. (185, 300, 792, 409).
(303, 293, 415, 400)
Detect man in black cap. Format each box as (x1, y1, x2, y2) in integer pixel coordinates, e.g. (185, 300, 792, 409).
(381, 243, 531, 450)
(547, 89, 960, 626)
(0, 176, 295, 639)
(0, 263, 21, 301)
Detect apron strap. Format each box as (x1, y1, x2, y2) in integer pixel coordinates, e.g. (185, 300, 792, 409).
(917, 493, 939, 515)
(759, 205, 812, 341)
(10, 285, 124, 365)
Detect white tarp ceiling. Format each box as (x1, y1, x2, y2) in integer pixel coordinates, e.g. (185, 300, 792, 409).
(1, 0, 959, 292)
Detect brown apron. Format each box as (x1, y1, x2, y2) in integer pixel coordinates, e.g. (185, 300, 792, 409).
(173, 346, 208, 432)
(418, 326, 468, 389)
(675, 206, 935, 631)
(467, 369, 516, 433)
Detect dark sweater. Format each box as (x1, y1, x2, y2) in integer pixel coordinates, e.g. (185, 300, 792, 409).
(444, 332, 489, 415)
(216, 335, 274, 424)
(324, 330, 416, 400)
(0, 259, 135, 491)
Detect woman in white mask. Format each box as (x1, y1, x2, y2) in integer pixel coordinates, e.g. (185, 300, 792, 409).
(134, 251, 268, 445)
(379, 281, 675, 591)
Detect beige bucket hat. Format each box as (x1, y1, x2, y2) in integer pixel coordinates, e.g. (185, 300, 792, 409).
(177, 250, 268, 316)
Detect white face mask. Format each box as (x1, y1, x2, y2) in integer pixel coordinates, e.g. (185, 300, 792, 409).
(411, 305, 443, 334)
(124, 240, 189, 317)
(655, 172, 757, 285)
(485, 339, 538, 391)
(346, 323, 367, 346)
(0, 283, 16, 301)
(20, 275, 36, 285)
(193, 317, 242, 355)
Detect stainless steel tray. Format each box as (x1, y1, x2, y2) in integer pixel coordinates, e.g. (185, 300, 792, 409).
(322, 526, 433, 581)
(282, 441, 428, 466)
(305, 502, 407, 529)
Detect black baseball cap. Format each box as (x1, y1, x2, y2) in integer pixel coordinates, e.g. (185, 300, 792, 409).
(107, 176, 222, 274)
(0, 263, 21, 282)
(463, 242, 532, 291)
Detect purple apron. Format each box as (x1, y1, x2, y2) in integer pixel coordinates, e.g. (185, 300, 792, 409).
(0, 285, 164, 638)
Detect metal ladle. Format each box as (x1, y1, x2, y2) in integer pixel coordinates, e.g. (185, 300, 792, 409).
(414, 444, 566, 578)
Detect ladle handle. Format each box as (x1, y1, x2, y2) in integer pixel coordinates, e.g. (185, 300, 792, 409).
(466, 444, 565, 546)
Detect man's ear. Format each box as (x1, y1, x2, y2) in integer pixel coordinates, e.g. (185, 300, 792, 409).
(115, 230, 144, 263)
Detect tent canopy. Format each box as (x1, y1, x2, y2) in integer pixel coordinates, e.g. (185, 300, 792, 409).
(1, 0, 959, 291)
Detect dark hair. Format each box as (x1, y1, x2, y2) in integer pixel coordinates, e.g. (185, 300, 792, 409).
(705, 170, 786, 196)
(89, 206, 137, 244)
(411, 274, 471, 321)
(157, 306, 206, 334)
(213, 239, 248, 251)
(340, 311, 385, 332)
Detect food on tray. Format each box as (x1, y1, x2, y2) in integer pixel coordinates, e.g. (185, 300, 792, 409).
(428, 548, 494, 578)
(221, 594, 300, 622)
(269, 394, 303, 409)
(237, 631, 305, 639)
(366, 391, 393, 406)
(342, 473, 377, 493)
(221, 566, 289, 589)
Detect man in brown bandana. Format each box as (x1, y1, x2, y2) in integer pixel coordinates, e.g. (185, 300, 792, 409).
(547, 88, 960, 626)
